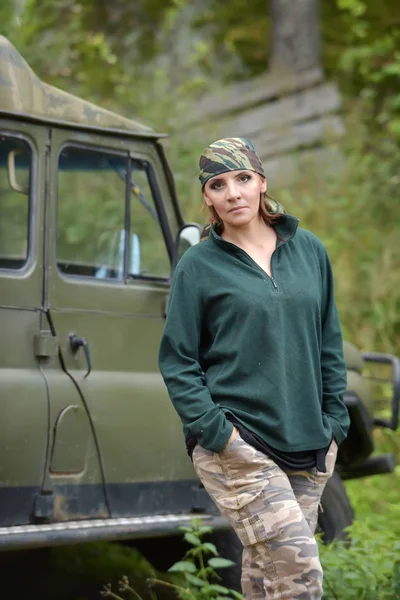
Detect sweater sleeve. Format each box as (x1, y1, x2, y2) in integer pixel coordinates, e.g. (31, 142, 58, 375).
(319, 245, 350, 445)
(158, 265, 233, 452)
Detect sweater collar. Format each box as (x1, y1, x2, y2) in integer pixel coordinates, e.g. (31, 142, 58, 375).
(274, 214, 299, 245)
(208, 213, 299, 248)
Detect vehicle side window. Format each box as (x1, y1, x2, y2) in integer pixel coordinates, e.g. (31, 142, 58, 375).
(57, 146, 170, 280)
(0, 136, 31, 270)
(57, 147, 126, 279)
(129, 164, 170, 279)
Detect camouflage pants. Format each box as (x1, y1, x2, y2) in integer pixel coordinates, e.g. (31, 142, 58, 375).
(192, 433, 338, 600)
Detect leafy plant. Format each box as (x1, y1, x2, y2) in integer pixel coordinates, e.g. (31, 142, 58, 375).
(319, 511, 400, 599)
(101, 520, 242, 600)
(318, 424, 400, 599)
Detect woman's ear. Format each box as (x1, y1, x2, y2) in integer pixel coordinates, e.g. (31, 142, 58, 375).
(203, 191, 213, 207)
(260, 176, 267, 194)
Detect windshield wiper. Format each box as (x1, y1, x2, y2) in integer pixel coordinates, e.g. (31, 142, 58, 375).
(112, 162, 158, 221)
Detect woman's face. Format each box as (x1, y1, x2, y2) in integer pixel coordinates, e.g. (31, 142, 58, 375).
(203, 170, 267, 229)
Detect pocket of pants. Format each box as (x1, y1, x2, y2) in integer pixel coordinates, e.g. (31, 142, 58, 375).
(191, 442, 257, 500)
(216, 443, 286, 514)
(217, 434, 274, 482)
(193, 438, 269, 512)
(220, 487, 301, 548)
(214, 481, 265, 511)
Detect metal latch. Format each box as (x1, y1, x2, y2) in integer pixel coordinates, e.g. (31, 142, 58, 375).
(34, 331, 59, 358)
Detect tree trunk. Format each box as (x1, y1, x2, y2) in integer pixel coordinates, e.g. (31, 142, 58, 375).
(269, 0, 321, 74)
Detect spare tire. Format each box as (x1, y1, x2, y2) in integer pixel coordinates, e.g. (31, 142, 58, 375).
(318, 471, 354, 543)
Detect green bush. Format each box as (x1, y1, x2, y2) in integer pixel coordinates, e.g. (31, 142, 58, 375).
(319, 463, 400, 598)
(319, 517, 400, 599)
(318, 425, 400, 598)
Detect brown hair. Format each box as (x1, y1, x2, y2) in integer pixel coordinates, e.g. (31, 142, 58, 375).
(202, 192, 282, 232)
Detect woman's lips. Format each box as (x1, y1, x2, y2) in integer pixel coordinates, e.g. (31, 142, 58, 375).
(229, 206, 247, 212)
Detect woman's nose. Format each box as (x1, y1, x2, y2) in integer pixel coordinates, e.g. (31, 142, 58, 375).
(226, 181, 240, 199)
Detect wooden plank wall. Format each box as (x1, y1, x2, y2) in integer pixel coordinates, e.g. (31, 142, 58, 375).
(184, 68, 345, 186)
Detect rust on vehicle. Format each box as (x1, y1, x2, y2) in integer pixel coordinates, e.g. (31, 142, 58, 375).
(51, 493, 108, 522)
(52, 493, 68, 522)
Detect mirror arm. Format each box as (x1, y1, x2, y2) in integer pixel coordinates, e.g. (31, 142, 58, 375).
(361, 352, 400, 431)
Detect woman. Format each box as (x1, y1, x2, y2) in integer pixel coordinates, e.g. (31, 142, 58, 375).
(159, 137, 350, 600)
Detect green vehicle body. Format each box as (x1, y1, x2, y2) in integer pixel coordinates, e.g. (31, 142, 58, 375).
(0, 36, 399, 552)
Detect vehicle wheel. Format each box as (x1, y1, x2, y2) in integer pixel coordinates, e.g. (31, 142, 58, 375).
(209, 528, 242, 592)
(318, 471, 354, 544)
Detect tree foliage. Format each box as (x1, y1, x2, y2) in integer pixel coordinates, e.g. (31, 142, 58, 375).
(332, 0, 400, 137)
(2, 0, 400, 136)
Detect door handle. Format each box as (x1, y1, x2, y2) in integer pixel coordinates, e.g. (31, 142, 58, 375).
(69, 333, 92, 378)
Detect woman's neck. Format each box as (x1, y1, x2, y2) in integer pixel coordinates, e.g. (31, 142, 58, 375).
(221, 217, 276, 248)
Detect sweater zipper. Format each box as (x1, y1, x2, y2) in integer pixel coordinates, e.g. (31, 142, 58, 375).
(268, 249, 278, 291)
(243, 250, 279, 290)
(267, 234, 292, 291)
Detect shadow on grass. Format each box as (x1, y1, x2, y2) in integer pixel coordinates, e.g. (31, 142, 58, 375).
(0, 542, 176, 600)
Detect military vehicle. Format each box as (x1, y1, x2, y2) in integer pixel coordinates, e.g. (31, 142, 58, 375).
(0, 35, 399, 572)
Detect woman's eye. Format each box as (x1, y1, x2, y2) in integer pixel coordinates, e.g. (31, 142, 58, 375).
(239, 174, 251, 183)
(210, 181, 224, 190)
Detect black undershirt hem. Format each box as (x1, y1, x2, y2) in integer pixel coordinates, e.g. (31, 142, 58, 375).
(186, 413, 329, 473)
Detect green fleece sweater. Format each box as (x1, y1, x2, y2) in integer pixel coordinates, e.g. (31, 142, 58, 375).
(159, 215, 350, 454)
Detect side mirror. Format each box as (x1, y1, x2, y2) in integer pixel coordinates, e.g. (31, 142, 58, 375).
(172, 223, 202, 271)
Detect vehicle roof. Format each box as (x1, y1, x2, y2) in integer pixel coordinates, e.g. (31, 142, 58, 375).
(0, 36, 163, 138)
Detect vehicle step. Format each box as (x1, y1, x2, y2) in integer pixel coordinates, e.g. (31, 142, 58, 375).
(339, 453, 396, 480)
(0, 513, 227, 551)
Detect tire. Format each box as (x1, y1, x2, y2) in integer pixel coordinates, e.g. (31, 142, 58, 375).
(318, 471, 354, 544)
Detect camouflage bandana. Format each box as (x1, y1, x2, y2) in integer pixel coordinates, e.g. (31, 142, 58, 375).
(199, 137, 264, 188)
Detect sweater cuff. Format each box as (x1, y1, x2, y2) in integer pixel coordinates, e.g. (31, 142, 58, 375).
(192, 419, 234, 453)
(327, 416, 347, 446)
(213, 421, 234, 453)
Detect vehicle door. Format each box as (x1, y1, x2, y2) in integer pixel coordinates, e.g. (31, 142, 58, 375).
(0, 122, 49, 526)
(46, 129, 195, 519)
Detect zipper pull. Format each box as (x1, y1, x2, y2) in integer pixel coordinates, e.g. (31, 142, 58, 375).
(271, 277, 278, 290)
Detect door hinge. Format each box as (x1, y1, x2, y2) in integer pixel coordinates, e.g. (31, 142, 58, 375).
(34, 331, 59, 358)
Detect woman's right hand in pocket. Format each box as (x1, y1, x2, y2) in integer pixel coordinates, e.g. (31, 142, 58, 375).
(223, 426, 239, 450)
